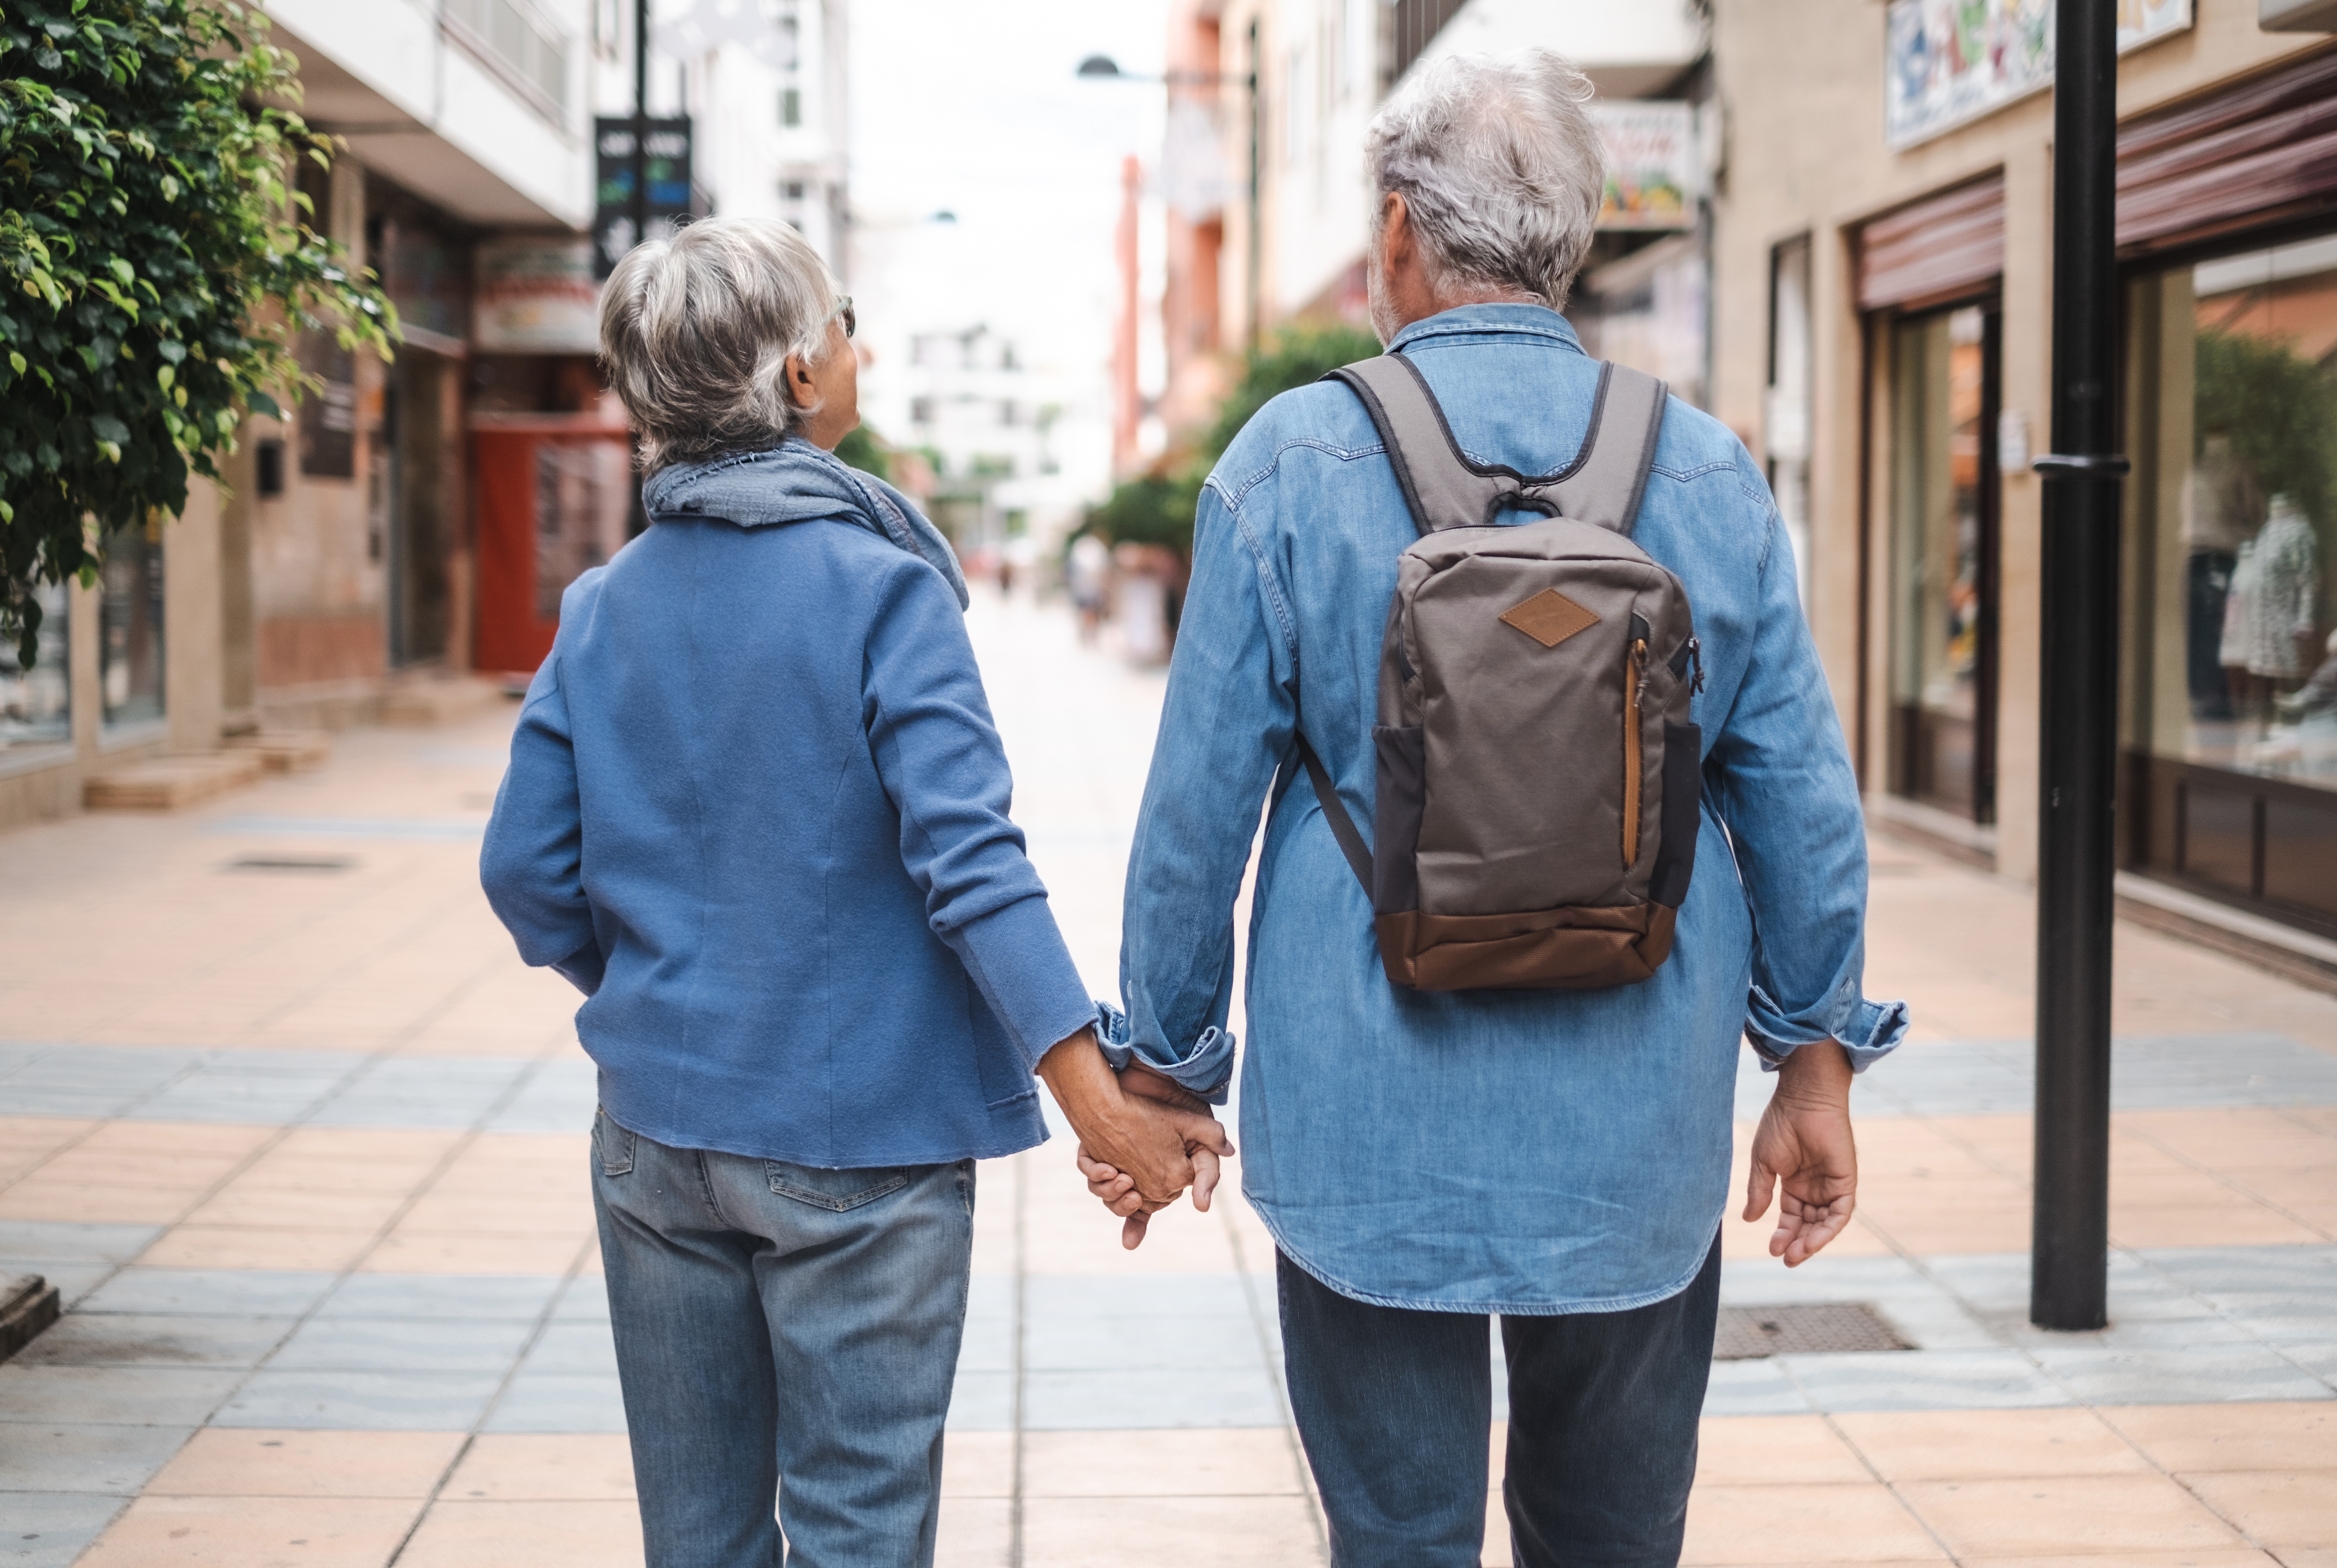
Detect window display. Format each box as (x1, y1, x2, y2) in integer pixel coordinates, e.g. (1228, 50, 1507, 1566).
(2128, 235, 2337, 928)
(0, 580, 68, 750)
(101, 521, 164, 729)
(2138, 237, 2337, 787)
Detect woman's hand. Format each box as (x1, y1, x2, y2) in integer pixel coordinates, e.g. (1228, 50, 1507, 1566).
(1035, 1032, 1228, 1218)
(1074, 1063, 1229, 1250)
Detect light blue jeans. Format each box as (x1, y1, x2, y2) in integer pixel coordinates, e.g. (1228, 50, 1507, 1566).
(590, 1109, 975, 1568)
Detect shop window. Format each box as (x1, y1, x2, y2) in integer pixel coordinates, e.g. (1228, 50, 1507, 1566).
(1888, 303, 2000, 822)
(2127, 236, 2337, 932)
(1767, 235, 1814, 615)
(101, 521, 165, 729)
(0, 580, 69, 751)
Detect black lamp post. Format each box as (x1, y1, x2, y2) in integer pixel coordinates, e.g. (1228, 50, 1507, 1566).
(1076, 52, 1264, 347)
(2030, 0, 2130, 1333)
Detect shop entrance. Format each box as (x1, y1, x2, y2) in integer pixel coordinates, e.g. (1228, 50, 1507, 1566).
(1887, 302, 2001, 823)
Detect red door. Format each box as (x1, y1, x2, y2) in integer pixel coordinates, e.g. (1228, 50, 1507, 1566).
(472, 416, 634, 675)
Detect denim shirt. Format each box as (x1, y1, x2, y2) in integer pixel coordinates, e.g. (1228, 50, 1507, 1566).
(1110, 305, 1908, 1313)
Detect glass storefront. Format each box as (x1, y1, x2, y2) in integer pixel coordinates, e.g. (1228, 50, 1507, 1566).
(2127, 235, 2337, 932)
(1889, 302, 2001, 822)
(101, 520, 165, 729)
(1, 580, 69, 751)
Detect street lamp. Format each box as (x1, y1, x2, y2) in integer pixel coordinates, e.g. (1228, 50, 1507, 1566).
(1075, 50, 1263, 347)
(2030, 0, 2129, 1333)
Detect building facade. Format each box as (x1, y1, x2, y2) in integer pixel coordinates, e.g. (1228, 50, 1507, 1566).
(1708, 0, 2337, 960)
(1156, 0, 1710, 449)
(0, 0, 839, 833)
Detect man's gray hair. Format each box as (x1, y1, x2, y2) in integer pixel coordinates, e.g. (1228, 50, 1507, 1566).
(1367, 50, 1606, 311)
(599, 217, 840, 472)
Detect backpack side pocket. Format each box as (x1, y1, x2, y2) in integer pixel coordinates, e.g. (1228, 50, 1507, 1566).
(1649, 722, 1702, 910)
(1371, 723, 1426, 915)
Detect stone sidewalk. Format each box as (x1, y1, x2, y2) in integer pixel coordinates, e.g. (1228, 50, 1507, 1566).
(1, 593, 2333, 1566)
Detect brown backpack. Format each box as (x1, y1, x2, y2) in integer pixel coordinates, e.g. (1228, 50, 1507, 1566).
(1298, 353, 1704, 992)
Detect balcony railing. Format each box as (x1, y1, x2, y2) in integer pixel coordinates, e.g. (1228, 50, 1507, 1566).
(443, 0, 571, 121)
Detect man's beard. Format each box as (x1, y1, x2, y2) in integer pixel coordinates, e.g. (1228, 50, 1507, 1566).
(1366, 240, 1401, 347)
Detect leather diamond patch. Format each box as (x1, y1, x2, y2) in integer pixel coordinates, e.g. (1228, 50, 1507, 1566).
(1499, 588, 1600, 649)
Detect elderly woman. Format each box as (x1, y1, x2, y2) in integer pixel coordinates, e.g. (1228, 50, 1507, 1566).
(481, 217, 1224, 1568)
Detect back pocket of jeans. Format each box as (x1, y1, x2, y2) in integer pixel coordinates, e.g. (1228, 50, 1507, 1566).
(592, 1108, 636, 1177)
(765, 1160, 912, 1212)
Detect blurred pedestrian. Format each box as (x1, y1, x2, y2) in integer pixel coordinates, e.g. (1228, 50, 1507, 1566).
(479, 217, 1225, 1568)
(1067, 531, 1111, 643)
(1079, 52, 1904, 1568)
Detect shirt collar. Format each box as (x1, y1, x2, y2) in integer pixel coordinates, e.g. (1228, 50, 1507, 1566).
(1387, 302, 1585, 356)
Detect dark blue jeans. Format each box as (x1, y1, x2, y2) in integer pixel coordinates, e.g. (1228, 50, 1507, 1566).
(1278, 1237, 1721, 1568)
(591, 1110, 975, 1568)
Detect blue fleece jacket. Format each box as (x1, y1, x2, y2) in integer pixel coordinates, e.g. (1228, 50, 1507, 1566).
(479, 441, 1095, 1167)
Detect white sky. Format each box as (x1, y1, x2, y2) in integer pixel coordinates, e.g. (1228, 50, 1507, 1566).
(847, 0, 1168, 422)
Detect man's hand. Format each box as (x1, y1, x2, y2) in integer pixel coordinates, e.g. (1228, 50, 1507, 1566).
(1035, 1031, 1228, 1219)
(1744, 1038, 1858, 1267)
(1075, 1063, 1229, 1250)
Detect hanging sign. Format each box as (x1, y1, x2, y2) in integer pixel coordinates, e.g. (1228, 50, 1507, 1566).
(1885, 0, 2193, 150)
(593, 116, 695, 279)
(1591, 102, 1699, 231)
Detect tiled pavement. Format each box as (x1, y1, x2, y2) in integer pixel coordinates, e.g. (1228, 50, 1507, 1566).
(3, 596, 2335, 1565)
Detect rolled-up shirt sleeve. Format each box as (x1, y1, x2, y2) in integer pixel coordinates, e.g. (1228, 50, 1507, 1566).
(1114, 478, 1298, 1104)
(1706, 501, 1910, 1072)
(863, 559, 1102, 1074)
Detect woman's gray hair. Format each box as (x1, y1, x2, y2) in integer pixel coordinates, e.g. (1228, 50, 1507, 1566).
(1367, 50, 1606, 311)
(599, 217, 840, 472)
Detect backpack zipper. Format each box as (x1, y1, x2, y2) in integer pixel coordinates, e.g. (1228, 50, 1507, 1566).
(1623, 636, 1646, 868)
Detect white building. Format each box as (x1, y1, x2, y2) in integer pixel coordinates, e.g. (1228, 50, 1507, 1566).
(658, 0, 851, 273)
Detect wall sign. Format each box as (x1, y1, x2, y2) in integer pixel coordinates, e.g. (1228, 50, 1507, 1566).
(474, 240, 602, 356)
(1885, 0, 2193, 151)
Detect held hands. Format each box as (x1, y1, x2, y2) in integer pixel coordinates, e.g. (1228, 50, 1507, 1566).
(1074, 1063, 1228, 1249)
(1744, 1038, 1859, 1266)
(1034, 1031, 1231, 1250)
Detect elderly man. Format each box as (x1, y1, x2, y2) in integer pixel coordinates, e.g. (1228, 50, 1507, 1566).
(1082, 50, 1906, 1568)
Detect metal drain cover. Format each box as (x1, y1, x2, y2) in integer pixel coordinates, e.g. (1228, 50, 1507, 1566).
(224, 854, 355, 873)
(1713, 1303, 1911, 1359)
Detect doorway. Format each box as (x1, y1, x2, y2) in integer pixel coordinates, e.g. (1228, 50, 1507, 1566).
(1888, 302, 2001, 822)
(387, 351, 457, 668)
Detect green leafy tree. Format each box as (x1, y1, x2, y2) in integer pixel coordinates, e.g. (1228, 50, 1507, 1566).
(833, 423, 892, 483)
(1085, 319, 1382, 559)
(0, 0, 395, 666)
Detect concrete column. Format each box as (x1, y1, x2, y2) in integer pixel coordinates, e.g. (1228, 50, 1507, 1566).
(165, 480, 226, 753)
(1994, 139, 2054, 887)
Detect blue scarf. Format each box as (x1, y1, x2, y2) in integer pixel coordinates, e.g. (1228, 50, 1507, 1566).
(639, 437, 969, 609)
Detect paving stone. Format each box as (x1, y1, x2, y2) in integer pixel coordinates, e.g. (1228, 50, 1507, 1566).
(213, 1369, 503, 1430)
(75, 1269, 338, 1319)
(480, 1372, 630, 1434)
(13, 1313, 293, 1370)
(0, 1423, 194, 1493)
(0, 1365, 241, 1425)
(312, 1272, 565, 1322)
(0, 1493, 131, 1568)
(265, 1315, 536, 1374)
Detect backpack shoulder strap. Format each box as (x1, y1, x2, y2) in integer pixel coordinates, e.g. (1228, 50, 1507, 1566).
(1323, 352, 1669, 536)
(1544, 362, 1667, 535)
(1323, 354, 1509, 536)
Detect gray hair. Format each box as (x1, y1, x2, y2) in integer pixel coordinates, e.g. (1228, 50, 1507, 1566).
(1367, 50, 1606, 311)
(599, 217, 840, 471)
